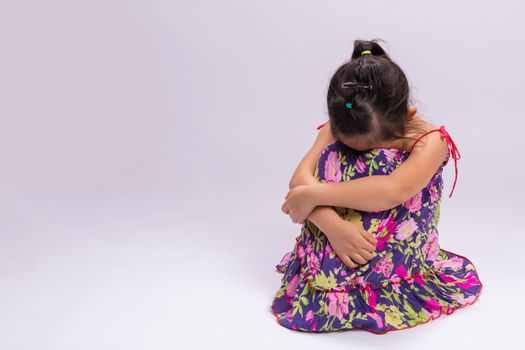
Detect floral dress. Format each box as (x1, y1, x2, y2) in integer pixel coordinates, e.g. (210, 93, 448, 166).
(270, 121, 484, 334)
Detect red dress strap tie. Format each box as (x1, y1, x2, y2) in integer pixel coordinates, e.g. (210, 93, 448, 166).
(409, 125, 462, 198)
(316, 120, 329, 130)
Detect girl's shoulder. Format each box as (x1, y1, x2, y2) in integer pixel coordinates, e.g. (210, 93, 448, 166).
(404, 117, 447, 152)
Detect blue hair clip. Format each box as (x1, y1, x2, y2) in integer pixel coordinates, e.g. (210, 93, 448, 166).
(345, 102, 353, 109)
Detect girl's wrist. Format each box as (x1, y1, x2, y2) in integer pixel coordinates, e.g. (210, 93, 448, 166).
(307, 183, 324, 207)
(308, 206, 344, 239)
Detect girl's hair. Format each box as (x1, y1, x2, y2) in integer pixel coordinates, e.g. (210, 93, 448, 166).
(327, 38, 426, 146)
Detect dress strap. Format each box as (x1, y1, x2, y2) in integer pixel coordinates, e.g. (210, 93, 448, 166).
(316, 120, 329, 130)
(408, 125, 462, 198)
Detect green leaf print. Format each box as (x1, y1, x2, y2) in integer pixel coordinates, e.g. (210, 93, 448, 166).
(402, 245, 412, 256)
(313, 270, 338, 289)
(403, 300, 420, 320)
(407, 318, 419, 326)
(384, 306, 405, 328)
(306, 220, 320, 236)
(348, 309, 356, 323)
(318, 299, 329, 316)
(422, 283, 438, 295)
(374, 303, 387, 312)
(411, 233, 423, 249)
(367, 161, 379, 175)
(355, 312, 368, 320)
(433, 204, 441, 226)
(392, 291, 401, 304)
(313, 233, 325, 251)
(292, 299, 303, 317)
(343, 163, 356, 181)
(418, 308, 429, 321)
(380, 289, 395, 304)
(327, 315, 338, 330)
(348, 293, 356, 308)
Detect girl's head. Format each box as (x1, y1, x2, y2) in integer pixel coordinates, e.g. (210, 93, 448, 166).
(327, 38, 425, 151)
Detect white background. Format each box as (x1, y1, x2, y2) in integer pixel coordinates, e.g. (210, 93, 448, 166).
(1, 0, 523, 349)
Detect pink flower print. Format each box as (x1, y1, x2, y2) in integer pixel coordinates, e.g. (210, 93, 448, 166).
(354, 276, 366, 288)
(395, 218, 418, 241)
(305, 310, 314, 323)
(432, 256, 464, 270)
(414, 273, 426, 286)
(327, 291, 350, 321)
(382, 149, 397, 163)
(372, 255, 393, 278)
(354, 156, 366, 174)
(307, 253, 320, 275)
(392, 282, 401, 294)
(424, 298, 442, 311)
(375, 215, 398, 250)
(404, 191, 423, 213)
(388, 264, 406, 292)
(286, 274, 299, 298)
(305, 242, 313, 255)
(429, 179, 440, 204)
(276, 251, 292, 271)
(382, 261, 394, 278)
(366, 311, 384, 329)
(324, 151, 342, 183)
(284, 309, 293, 322)
(324, 242, 333, 255)
(455, 271, 479, 289)
(364, 283, 378, 310)
(297, 245, 305, 260)
(439, 274, 457, 283)
(396, 264, 407, 278)
(422, 229, 440, 261)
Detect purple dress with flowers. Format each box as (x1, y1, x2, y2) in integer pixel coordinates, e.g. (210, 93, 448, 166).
(270, 122, 483, 334)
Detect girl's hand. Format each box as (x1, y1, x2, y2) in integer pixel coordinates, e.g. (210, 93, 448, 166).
(281, 185, 316, 224)
(326, 219, 378, 269)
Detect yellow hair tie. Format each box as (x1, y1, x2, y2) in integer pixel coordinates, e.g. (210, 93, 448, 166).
(361, 50, 372, 55)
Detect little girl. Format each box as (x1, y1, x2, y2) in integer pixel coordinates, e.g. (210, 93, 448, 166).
(271, 39, 483, 334)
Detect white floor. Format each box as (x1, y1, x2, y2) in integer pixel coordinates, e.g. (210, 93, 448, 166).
(1, 193, 521, 350)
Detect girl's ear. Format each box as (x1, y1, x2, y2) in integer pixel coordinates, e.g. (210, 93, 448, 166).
(406, 105, 418, 120)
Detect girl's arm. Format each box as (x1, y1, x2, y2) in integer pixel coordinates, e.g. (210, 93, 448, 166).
(288, 123, 344, 235)
(290, 173, 344, 236)
(309, 131, 449, 212)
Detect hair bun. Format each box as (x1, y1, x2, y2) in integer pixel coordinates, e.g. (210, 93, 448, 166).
(351, 39, 390, 60)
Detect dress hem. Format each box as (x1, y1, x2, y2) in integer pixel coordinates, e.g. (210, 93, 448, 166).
(270, 247, 484, 334)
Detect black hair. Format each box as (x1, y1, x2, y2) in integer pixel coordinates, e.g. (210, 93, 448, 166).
(326, 38, 426, 147)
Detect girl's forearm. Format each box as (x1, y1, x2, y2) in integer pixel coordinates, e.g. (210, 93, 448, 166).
(305, 205, 344, 238)
(289, 171, 319, 188)
(310, 175, 401, 212)
(289, 173, 342, 237)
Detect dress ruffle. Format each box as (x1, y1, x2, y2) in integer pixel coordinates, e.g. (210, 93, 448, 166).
(271, 242, 483, 334)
